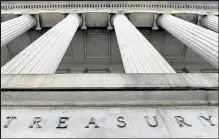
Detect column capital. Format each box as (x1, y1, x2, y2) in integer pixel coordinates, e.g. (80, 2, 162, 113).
(32, 14, 42, 30)
(69, 13, 82, 27)
(200, 15, 218, 33)
(80, 13, 87, 30)
(107, 13, 113, 30)
(152, 13, 160, 30)
(111, 14, 128, 26)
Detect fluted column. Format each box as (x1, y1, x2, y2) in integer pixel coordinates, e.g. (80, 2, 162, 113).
(201, 15, 218, 33)
(158, 14, 218, 69)
(1, 14, 36, 47)
(1, 14, 82, 74)
(112, 14, 176, 73)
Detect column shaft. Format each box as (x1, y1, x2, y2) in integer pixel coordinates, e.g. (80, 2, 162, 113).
(112, 14, 176, 73)
(1, 14, 36, 47)
(1, 14, 81, 74)
(158, 14, 218, 69)
(201, 15, 218, 33)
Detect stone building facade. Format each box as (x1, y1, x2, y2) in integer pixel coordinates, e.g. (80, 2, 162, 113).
(1, 1, 218, 138)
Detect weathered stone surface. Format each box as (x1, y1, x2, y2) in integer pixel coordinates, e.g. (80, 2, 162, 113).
(1, 106, 218, 138)
(112, 14, 176, 73)
(158, 106, 218, 138)
(158, 14, 218, 69)
(1, 14, 81, 74)
(1, 14, 36, 47)
(2, 90, 217, 107)
(1, 73, 218, 89)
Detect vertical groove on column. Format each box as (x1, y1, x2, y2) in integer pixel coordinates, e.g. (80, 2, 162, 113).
(113, 14, 176, 73)
(1, 14, 36, 47)
(158, 14, 218, 69)
(1, 14, 82, 74)
(201, 15, 218, 33)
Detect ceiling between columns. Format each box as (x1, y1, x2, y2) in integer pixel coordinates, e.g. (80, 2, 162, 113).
(1, 28, 217, 74)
